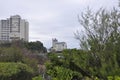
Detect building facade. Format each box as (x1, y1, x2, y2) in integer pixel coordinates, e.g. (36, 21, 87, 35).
(0, 15, 29, 43)
(51, 38, 67, 52)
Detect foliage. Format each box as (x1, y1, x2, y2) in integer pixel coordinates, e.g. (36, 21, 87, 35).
(46, 5, 120, 80)
(0, 40, 47, 53)
(25, 41, 47, 53)
(32, 75, 44, 80)
(0, 46, 39, 75)
(23, 57, 39, 74)
(0, 41, 47, 79)
(0, 62, 34, 80)
(0, 47, 23, 62)
(0, 40, 49, 80)
(48, 66, 74, 80)
(75, 7, 120, 79)
(46, 49, 88, 80)
(0, 42, 11, 47)
(108, 76, 120, 80)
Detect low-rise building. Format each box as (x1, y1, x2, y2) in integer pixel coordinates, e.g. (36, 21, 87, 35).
(50, 38, 67, 52)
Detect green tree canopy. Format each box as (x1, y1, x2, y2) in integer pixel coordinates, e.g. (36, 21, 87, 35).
(25, 41, 47, 53)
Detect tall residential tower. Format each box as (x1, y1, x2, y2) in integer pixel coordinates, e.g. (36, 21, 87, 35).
(0, 15, 29, 43)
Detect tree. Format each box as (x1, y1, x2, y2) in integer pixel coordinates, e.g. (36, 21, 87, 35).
(75, 7, 120, 79)
(25, 41, 47, 53)
(0, 40, 47, 53)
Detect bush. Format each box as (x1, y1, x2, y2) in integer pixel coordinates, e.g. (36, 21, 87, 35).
(0, 62, 34, 80)
(32, 75, 43, 80)
(108, 76, 120, 80)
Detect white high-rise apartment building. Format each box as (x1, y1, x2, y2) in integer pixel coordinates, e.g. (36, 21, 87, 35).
(0, 15, 29, 43)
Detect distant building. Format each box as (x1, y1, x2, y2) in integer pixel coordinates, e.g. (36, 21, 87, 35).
(0, 15, 29, 43)
(50, 38, 67, 52)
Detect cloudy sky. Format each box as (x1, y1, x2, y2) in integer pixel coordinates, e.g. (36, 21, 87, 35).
(0, 0, 119, 49)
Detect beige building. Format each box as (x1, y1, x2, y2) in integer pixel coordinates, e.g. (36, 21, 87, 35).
(0, 15, 29, 42)
(51, 38, 67, 52)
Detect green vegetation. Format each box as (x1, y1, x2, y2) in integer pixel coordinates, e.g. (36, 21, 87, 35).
(25, 41, 47, 53)
(0, 40, 47, 53)
(46, 49, 87, 80)
(0, 46, 39, 72)
(0, 40, 47, 80)
(32, 75, 44, 80)
(0, 1, 120, 80)
(75, 7, 120, 79)
(0, 62, 33, 80)
(45, 5, 120, 80)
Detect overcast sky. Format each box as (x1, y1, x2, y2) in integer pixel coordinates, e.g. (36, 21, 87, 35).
(0, 0, 119, 49)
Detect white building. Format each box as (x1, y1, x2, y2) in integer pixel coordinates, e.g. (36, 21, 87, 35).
(0, 15, 29, 43)
(51, 38, 67, 52)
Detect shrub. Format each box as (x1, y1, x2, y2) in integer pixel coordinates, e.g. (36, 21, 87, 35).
(0, 62, 34, 80)
(32, 75, 43, 80)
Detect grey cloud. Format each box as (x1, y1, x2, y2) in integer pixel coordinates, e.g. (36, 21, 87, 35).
(0, 0, 119, 48)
